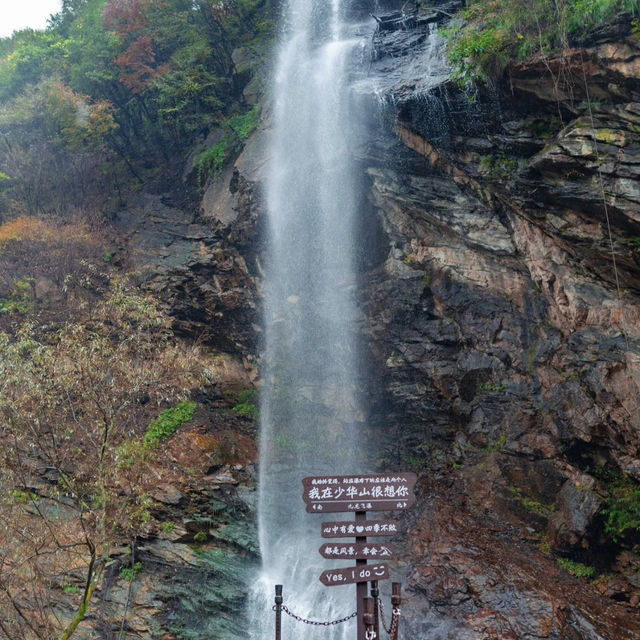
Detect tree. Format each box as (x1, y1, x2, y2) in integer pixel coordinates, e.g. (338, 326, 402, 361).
(0, 281, 208, 639)
(0, 79, 119, 216)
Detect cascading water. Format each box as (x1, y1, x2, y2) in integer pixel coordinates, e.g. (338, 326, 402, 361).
(250, 1, 371, 638)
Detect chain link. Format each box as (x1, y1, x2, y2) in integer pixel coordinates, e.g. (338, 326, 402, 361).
(378, 599, 400, 637)
(379, 599, 391, 635)
(391, 608, 400, 637)
(274, 604, 357, 627)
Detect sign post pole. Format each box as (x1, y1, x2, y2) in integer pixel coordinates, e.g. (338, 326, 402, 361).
(370, 580, 380, 640)
(363, 596, 376, 638)
(355, 511, 366, 640)
(274, 584, 282, 640)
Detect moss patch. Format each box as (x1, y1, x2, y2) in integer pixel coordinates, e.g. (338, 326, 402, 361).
(145, 401, 198, 448)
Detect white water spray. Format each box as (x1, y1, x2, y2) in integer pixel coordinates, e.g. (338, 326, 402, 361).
(250, 1, 370, 638)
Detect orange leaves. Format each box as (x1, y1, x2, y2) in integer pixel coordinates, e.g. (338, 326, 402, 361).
(0, 216, 54, 249)
(0, 215, 105, 323)
(103, 0, 154, 37)
(103, 0, 169, 92)
(0, 215, 92, 251)
(115, 36, 163, 93)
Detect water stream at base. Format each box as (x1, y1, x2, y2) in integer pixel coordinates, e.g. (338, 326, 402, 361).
(249, 1, 371, 638)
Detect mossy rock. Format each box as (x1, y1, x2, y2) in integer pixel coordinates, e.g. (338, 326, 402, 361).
(162, 547, 257, 640)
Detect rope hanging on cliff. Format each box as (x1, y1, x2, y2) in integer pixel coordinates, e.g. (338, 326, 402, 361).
(578, 51, 622, 300)
(578, 52, 632, 357)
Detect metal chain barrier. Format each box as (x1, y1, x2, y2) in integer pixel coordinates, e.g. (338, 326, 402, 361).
(274, 604, 357, 627)
(378, 599, 400, 637)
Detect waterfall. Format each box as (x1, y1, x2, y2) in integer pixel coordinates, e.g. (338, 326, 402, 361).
(250, 1, 371, 638)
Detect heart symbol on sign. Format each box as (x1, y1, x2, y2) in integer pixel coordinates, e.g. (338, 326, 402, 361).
(356, 526, 364, 533)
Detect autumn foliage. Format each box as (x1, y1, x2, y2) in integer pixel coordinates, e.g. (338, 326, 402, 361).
(0, 215, 54, 248)
(0, 216, 107, 325)
(0, 281, 210, 639)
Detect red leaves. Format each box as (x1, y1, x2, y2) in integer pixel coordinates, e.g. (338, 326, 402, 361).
(103, 0, 170, 92)
(114, 36, 159, 92)
(102, 0, 152, 37)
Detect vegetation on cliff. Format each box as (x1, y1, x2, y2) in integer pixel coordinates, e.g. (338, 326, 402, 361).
(445, 0, 640, 83)
(0, 2, 268, 636)
(0, 0, 275, 222)
(0, 277, 214, 638)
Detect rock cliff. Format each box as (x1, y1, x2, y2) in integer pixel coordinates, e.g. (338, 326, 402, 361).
(355, 7, 640, 638)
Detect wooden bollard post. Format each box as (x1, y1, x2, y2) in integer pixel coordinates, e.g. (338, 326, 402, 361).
(363, 597, 375, 639)
(391, 582, 401, 640)
(370, 580, 380, 640)
(274, 584, 283, 640)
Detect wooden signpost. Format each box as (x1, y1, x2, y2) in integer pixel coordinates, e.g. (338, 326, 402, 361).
(319, 563, 390, 586)
(301, 473, 417, 640)
(321, 520, 400, 538)
(302, 474, 417, 513)
(318, 542, 394, 559)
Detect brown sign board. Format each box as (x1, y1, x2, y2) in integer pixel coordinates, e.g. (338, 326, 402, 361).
(319, 563, 390, 587)
(302, 474, 417, 513)
(321, 520, 400, 538)
(319, 542, 394, 560)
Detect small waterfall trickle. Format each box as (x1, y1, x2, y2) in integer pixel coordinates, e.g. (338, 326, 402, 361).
(249, 1, 372, 638)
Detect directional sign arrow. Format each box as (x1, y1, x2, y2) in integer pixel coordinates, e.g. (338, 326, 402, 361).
(320, 520, 400, 538)
(319, 563, 390, 587)
(319, 542, 394, 560)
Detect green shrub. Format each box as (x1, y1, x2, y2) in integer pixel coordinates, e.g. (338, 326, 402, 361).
(12, 489, 37, 503)
(228, 104, 261, 142)
(478, 153, 524, 180)
(197, 138, 232, 186)
(144, 400, 198, 448)
(0, 276, 33, 315)
(588, 466, 640, 543)
(232, 389, 258, 419)
(445, 0, 640, 85)
(509, 486, 555, 517)
(121, 561, 142, 582)
(478, 381, 507, 392)
(193, 531, 208, 543)
(556, 557, 596, 578)
(604, 487, 640, 542)
(196, 105, 261, 187)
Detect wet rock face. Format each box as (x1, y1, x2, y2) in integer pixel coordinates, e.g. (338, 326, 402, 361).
(114, 162, 262, 356)
(402, 485, 640, 640)
(356, 10, 640, 638)
(92, 126, 266, 637)
(547, 474, 603, 551)
(108, 10, 640, 636)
